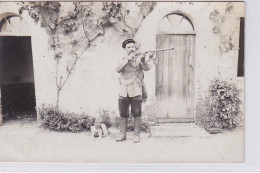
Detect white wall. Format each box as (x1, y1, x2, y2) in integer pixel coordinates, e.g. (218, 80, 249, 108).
(0, 2, 245, 118)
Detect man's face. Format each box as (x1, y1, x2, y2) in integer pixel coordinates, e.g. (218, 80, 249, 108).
(124, 42, 136, 55)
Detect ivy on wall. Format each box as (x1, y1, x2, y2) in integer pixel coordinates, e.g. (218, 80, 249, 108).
(19, 2, 156, 107)
(209, 2, 236, 54)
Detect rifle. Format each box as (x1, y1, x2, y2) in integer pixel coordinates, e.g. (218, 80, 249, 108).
(144, 47, 174, 53)
(136, 47, 174, 55)
(135, 47, 174, 61)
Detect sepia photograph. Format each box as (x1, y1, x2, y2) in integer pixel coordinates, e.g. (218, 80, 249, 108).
(0, 1, 245, 163)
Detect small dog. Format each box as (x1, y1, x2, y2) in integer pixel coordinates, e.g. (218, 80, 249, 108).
(90, 118, 109, 140)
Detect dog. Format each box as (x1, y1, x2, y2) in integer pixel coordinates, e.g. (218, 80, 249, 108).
(90, 118, 109, 140)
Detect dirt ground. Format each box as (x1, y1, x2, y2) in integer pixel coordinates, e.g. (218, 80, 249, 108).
(0, 119, 244, 163)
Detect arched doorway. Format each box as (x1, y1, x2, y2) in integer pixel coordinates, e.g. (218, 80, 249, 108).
(156, 13, 196, 122)
(0, 14, 36, 124)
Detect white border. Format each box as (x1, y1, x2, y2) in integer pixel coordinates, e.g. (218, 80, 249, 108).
(0, 0, 260, 172)
(244, 0, 260, 169)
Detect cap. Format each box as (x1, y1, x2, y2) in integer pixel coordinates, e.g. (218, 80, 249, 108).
(122, 39, 135, 48)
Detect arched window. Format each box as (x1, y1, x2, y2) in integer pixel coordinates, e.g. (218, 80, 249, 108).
(157, 13, 195, 34)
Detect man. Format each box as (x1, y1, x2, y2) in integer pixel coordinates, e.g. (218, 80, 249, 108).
(115, 39, 154, 143)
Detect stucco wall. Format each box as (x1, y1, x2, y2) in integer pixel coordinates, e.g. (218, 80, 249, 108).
(0, 2, 245, 118)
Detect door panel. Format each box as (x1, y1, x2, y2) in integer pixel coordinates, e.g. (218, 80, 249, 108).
(156, 34, 195, 120)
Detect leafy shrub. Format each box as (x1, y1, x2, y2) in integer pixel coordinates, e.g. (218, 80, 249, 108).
(97, 108, 116, 128)
(39, 105, 154, 133)
(39, 105, 95, 133)
(196, 78, 241, 130)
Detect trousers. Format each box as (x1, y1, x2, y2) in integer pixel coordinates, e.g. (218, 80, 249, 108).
(118, 95, 142, 118)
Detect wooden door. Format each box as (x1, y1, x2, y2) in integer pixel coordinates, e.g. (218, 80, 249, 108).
(156, 34, 195, 122)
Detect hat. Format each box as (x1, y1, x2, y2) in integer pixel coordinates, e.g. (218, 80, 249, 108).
(122, 39, 135, 48)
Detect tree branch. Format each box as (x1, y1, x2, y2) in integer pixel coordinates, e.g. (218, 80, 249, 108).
(55, 56, 61, 89)
(81, 4, 91, 47)
(59, 55, 79, 90)
(41, 14, 56, 34)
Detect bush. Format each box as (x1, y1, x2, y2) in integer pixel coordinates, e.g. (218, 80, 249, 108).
(39, 105, 154, 133)
(39, 105, 95, 133)
(97, 108, 116, 128)
(196, 78, 242, 130)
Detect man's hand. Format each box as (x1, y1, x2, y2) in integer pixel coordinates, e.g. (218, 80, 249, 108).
(147, 51, 155, 59)
(141, 52, 155, 62)
(140, 52, 146, 62)
(127, 52, 135, 62)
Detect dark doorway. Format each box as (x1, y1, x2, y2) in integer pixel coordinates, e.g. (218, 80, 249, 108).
(0, 36, 36, 120)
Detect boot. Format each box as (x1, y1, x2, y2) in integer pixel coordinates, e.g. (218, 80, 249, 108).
(133, 117, 142, 143)
(116, 117, 127, 141)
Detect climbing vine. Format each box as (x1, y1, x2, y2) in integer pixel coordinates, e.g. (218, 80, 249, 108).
(209, 2, 236, 54)
(19, 2, 156, 107)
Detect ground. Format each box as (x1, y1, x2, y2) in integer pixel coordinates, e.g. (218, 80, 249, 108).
(0, 119, 244, 163)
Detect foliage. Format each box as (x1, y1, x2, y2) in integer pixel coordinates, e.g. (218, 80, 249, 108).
(39, 105, 95, 133)
(19, 2, 61, 34)
(39, 105, 153, 133)
(97, 108, 117, 128)
(19, 2, 157, 41)
(209, 2, 235, 54)
(196, 77, 242, 130)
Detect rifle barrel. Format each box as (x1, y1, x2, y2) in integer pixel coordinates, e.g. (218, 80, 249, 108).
(145, 47, 174, 53)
